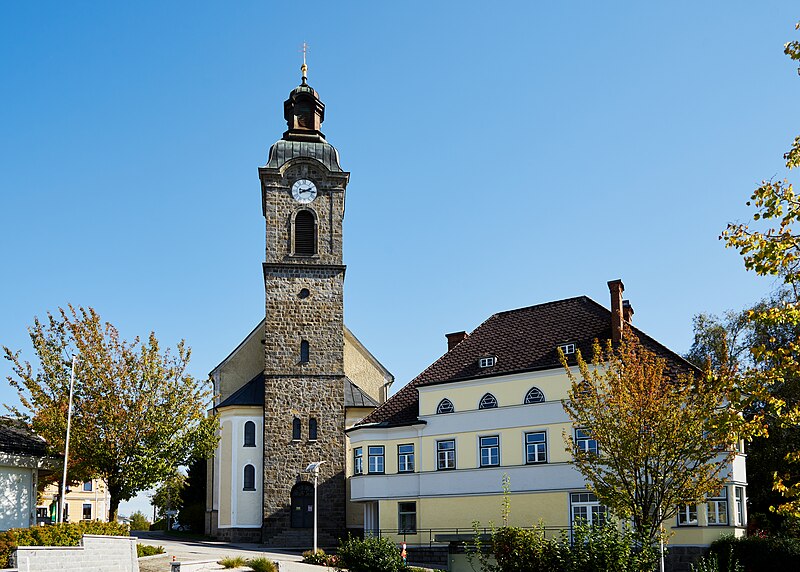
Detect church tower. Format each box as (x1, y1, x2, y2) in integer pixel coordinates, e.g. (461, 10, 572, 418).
(257, 65, 349, 546)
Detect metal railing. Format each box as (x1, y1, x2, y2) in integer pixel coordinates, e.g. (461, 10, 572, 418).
(365, 525, 572, 547)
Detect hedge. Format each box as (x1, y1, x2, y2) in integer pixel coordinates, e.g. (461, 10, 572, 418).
(708, 534, 800, 572)
(0, 521, 130, 568)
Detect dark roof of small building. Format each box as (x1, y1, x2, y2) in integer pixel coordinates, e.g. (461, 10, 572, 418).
(217, 373, 265, 408)
(345, 378, 380, 408)
(0, 418, 49, 457)
(217, 372, 379, 409)
(357, 296, 697, 428)
(266, 140, 342, 172)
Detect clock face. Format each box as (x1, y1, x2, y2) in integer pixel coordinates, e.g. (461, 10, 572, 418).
(291, 179, 317, 203)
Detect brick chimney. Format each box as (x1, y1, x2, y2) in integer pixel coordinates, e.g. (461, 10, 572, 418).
(607, 279, 625, 343)
(622, 299, 634, 323)
(446, 331, 468, 351)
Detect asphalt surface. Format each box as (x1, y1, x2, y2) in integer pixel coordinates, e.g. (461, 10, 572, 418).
(132, 531, 307, 572)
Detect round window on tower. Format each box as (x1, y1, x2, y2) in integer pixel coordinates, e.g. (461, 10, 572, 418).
(298, 288, 310, 299)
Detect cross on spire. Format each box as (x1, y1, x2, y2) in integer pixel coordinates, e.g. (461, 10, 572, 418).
(300, 42, 309, 85)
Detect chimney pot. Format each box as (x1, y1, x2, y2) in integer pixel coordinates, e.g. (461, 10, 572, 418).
(607, 279, 625, 343)
(445, 331, 468, 351)
(622, 299, 634, 323)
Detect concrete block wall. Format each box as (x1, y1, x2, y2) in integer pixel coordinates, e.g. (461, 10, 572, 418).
(11, 534, 139, 572)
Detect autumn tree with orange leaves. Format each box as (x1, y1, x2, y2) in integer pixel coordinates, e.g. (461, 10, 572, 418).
(3, 306, 218, 520)
(561, 333, 746, 551)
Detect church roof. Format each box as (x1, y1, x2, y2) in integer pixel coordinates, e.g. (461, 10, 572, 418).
(217, 372, 264, 408)
(356, 296, 697, 428)
(345, 378, 380, 408)
(216, 371, 379, 409)
(0, 418, 49, 457)
(266, 140, 342, 172)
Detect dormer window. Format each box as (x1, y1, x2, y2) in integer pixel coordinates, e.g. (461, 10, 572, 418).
(559, 343, 576, 355)
(478, 356, 496, 368)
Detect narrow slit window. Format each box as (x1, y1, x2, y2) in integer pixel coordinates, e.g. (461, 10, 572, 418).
(243, 464, 256, 491)
(292, 417, 301, 441)
(309, 418, 318, 441)
(300, 340, 310, 363)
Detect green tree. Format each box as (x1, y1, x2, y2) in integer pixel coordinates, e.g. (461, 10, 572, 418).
(721, 21, 800, 519)
(3, 305, 218, 520)
(129, 510, 151, 531)
(560, 333, 744, 550)
(151, 470, 186, 520)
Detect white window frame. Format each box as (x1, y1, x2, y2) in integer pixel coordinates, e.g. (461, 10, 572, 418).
(677, 504, 698, 526)
(354, 447, 363, 475)
(479, 393, 498, 409)
(570, 492, 608, 527)
(706, 488, 729, 526)
(82, 503, 92, 520)
(524, 387, 545, 404)
(479, 435, 500, 467)
(398, 444, 415, 473)
(478, 356, 496, 368)
(525, 431, 547, 464)
(735, 486, 746, 526)
(437, 439, 456, 470)
(368, 446, 385, 474)
(436, 399, 455, 414)
(575, 428, 598, 455)
(559, 343, 576, 355)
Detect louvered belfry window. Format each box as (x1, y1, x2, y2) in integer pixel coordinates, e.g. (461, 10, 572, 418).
(294, 210, 316, 256)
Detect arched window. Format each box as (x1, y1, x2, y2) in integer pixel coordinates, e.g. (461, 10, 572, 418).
(309, 418, 318, 441)
(300, 340, 310, 363)
(243, 464, 256, 491)
(290, 482, 314, 528)
(479, 393, 498, 409)
(294, 210, 316, 256)
(436, 399, 454, 414)
(292, 417, 301, 441)
(244, 421, 256, 447)
(524, 387, 545, 404)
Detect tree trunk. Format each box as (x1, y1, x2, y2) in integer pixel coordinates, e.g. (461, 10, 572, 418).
(108, 486, 121, 523)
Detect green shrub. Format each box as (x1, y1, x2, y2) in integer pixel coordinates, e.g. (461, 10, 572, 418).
(247, 556, 278, 572)
(489, 525, 567, 572)
(336, 535, 405, 572)
(136, 544, 165, 557)
(708, 535, 800, 572)
(569, 523, 658, 572)
(0, 521, 130, 568)
(129, 511, 151, 531)
(149, 518, 167, 531)
(303, 549, 332, 565)
(219, 555, 247, 568)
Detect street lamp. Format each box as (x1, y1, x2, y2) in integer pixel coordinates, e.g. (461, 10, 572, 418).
(59, 354, 78, 524)
(304, 461, 325, 554)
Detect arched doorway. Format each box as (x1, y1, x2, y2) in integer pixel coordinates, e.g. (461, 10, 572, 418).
(290, 482, 314, 528)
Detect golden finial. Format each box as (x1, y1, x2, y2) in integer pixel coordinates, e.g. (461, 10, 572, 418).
(300, 42, 309, 85)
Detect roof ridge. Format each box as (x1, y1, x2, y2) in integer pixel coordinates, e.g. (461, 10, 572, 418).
(493, 295, 595, 317)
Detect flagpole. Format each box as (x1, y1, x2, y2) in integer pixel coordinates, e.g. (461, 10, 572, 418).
(59, 354, 78, 523)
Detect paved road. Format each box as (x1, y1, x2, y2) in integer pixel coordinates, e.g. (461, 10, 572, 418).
(132, 531, 310, 572)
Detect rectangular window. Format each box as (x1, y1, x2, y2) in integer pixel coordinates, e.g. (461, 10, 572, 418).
(437, 439, 456, 470)
(398, 502, 417, 534)
(677, 504, 698, 526)
(368, 446, 385, 474)
(735, 487, 745, 526)
(570, 492, 608, 527)
(398, 444, 415, 473)
(82, 503, 91, 520)
(525, 431, 547, 464)
(83, 481, 92, 492)
(707, 488, 729, 526)
(559, 343, 576, 355)
(575, 428, 598, 455)
(354, 447, 363, 475)
(480, 436, 500, 467)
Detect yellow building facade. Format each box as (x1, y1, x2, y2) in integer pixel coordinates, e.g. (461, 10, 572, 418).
(38, 478, 110, 523)
(348, 281, 746, 570)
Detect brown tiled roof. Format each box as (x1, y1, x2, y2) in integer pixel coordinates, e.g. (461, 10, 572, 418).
(357, 296, 696, 428)
(0, 417, 49, 457)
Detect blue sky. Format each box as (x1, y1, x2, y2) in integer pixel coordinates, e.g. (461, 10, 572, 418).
(1, 2, 798, 515)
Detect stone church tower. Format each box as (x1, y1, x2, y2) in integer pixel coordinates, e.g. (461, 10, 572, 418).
(256, 68, 349, 546)
(205, 67, 391, 547)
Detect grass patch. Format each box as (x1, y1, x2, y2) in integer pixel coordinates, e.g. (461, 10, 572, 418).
(247, 556, 278, 572)
(219, 555, 247, 568)
(136, 544, 165, 558)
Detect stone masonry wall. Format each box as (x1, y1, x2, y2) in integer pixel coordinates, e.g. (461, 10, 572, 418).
(11, 535, 138, 572)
